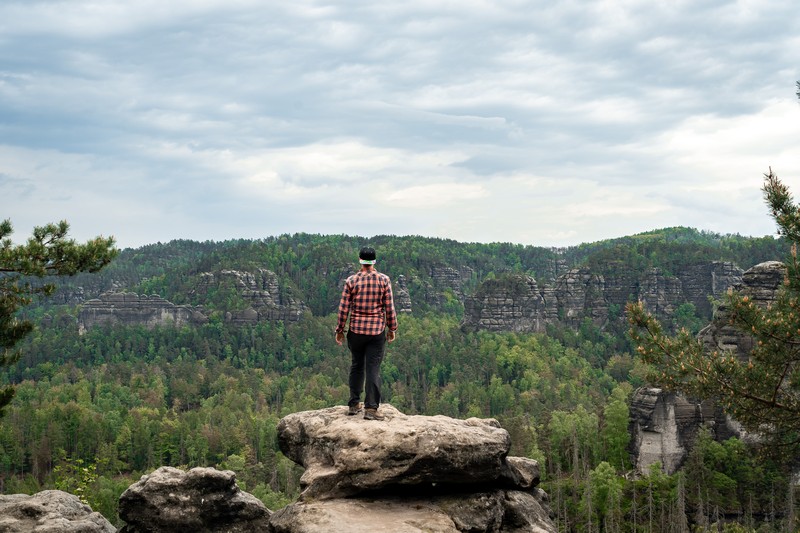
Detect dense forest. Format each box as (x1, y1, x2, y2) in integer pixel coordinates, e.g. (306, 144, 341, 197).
(1, 228, 796, 531)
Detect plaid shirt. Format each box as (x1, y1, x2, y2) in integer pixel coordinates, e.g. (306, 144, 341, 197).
(335, 269, 398, 335)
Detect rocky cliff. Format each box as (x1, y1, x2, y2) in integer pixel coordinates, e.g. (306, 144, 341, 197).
(79, 269, 308, 332)
(628, 387, 737, 475)
(192, 269, 308, 325)
(3, 408, 555, 532)
(394, 274, 413, 314)
(462, 261, 743, 333)
(698, 261, 785, 359)
(78, 292, 207, 334)
(462, 276, 556, 333)
(628, 261, 784, 474)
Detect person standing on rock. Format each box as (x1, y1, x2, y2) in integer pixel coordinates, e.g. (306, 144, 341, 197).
(335, 246, 398, 421)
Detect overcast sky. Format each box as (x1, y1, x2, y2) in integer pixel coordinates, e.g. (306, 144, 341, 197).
(1, 0, 798, 250)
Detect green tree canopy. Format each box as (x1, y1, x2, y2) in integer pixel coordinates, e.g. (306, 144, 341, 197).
(0, 219, 117, 413)
(627, 169, 800, 447)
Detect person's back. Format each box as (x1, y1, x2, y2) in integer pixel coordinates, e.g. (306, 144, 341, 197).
(342, 270, 394, 335)
(334, 247, 397, 420)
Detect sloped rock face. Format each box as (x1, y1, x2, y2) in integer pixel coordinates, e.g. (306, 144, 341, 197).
(273, 405, 555, 533)
(78, 292, 207, 334)
(462, 261, 743, 333)
(118, 466, 271, 532)
(0, 490, 115, 532)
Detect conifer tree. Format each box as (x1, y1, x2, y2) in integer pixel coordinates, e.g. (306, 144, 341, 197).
(627, 169, 800, 445)
(0, 219, 117, 414)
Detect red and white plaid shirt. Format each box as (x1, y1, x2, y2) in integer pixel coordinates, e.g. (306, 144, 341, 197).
(335, 269, 398, 335)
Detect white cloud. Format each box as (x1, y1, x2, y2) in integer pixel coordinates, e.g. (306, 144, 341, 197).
(384, 183, 486, 208)
(1, 0, 798, 248)
(649, 99, 800, 187)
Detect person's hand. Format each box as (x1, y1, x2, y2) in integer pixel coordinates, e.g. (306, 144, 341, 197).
(335, 331, 345, 345)
(387, 330, 396, 343)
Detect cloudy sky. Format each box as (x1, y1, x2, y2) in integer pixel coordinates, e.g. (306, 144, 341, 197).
(1, 0, 798, 249)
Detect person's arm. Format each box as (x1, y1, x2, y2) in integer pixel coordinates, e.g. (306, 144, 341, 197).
(384, 278, 398, 342)
(335, 280, 352, 345)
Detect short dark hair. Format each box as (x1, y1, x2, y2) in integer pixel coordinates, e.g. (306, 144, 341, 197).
(359, 247, 376, 264)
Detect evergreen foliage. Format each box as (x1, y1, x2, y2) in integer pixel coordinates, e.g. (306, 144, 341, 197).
(0, 219, 117, 414)
(628, 170, 800, 448)
(0, 223, 794, 529)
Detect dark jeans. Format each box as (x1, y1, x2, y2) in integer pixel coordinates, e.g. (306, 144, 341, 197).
(347, 331, 386, 409)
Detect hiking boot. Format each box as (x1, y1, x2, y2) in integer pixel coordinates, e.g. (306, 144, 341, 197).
(363, 408, 385, 421)
(347, 403, 363, 416)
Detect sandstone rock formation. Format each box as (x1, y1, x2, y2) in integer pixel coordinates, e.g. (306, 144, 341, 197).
(699, 261, 785, 359)
(193, 269, 307, 325)
(269, 489, 553, 533)
(629, 262, 782, 474)
(462, 276, 556, 333)
(79, 268, 310, 332)
(425, 265, 475, 306)
(554, 268, 607, 328)
(678, 261, 745, 318)
(394, 274, 413, 314)
(0, 490, 115, 532)
(118, 466, 271, 532)
(10, 410, 553, 532)
(274, 404, 555, 532)
(78, 292, 207, 334)
(462, 261, 743, 333)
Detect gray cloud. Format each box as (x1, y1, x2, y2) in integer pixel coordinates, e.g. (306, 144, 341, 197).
(0, 0, 798, 247)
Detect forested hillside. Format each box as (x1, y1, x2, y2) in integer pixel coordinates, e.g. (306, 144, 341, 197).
(1, 228, 795, 531)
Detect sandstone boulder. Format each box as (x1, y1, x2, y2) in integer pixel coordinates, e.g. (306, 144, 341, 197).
(269, 489, 554, 533)
(0, 490, 115, 532)
(118, 466, 271, 532)
(274, 405, 556, 532)
(278, 404, 515, 499)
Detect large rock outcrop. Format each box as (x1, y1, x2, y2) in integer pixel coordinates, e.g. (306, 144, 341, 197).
(699, 261, 785, 359)
(462, 276, 556, 333)
(629, 261, 784, 474)
(79, 268, 309, 332)
(273, 404, 555, 532)
(628, 387, 745, 475)
(118, 466, 271, 532)
(394, 274, 413, 314)
(0, 490, 115, 532)
(193, 269, 308, 325)
(12, 411, 553, 532)
(462, 261, 743, 333)
(424, 265, 475, 307)
(78, 292, 207, 334)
